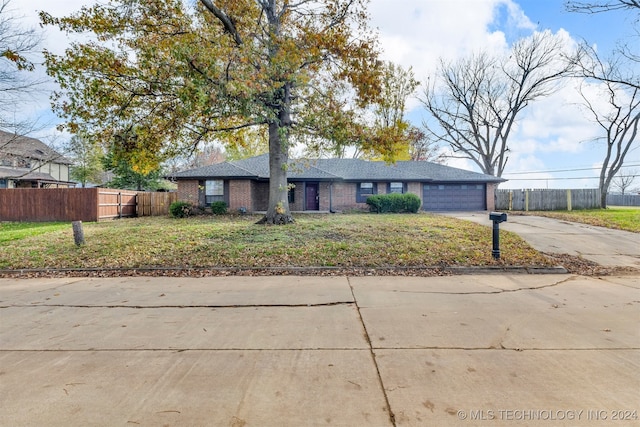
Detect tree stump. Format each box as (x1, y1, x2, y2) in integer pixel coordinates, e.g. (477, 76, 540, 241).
(72, 221, 85, 246)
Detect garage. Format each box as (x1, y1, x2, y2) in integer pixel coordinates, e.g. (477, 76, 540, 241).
(423, 183, 486, 211)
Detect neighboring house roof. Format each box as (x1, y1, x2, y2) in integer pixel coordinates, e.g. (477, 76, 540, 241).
(0, 130, 72, 165)
(171, 153, 506, 183)
(0, 166, 60, 183)
(0, 166, 51, 180)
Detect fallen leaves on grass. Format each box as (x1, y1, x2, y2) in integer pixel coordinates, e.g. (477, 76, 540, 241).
(0, 214, 555, 272)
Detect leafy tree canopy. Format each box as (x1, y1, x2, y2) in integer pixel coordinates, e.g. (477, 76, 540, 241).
(103, 144, 165, 191)
(41, 0, 391, 223)
(65, 134, 104, 187)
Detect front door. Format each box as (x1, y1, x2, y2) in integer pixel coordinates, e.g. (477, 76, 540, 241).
(305, 182, 319, 210)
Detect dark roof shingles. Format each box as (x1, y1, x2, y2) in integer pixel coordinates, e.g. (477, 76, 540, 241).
(0, 130, 72, 164)
(173, 154, 505, 183)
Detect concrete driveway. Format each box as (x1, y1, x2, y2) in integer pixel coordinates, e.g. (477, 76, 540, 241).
(1, 274, 638, 426)
(441, 212, 640, 269)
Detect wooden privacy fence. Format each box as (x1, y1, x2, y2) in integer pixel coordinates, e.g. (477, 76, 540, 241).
(0, 188, 177, 222)
(137, 191, 178, 216)
(607, 193, 640, 207)
(496, 189, 601, 211)
(98, 189, 138, 220)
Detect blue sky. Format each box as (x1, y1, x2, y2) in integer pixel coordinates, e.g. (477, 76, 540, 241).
(11, 0, 640, 189)
(367, 0, 639, 189)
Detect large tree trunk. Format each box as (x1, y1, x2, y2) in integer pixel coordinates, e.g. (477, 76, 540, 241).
(600, 190, 608, 209)
(256, 120, 294, 225)
(599, 173, 611, 209)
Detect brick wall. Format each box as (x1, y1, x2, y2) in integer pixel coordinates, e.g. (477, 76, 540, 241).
(318, 182, 330, 211)
(181, 178, 496, 212)
(407, 182, 423, 208)
(228, 180, 253, 211)
(288, 182, 304, 211)
(330, 182, 368, 211)
(177, 180, 200, 206)
(486, 182, 497, 211)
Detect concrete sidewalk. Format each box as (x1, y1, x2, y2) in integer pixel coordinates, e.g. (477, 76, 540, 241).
(441, 212, 640, 269)
(1, 274, 638, 426)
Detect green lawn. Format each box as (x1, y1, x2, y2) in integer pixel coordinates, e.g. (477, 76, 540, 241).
(0, 222, 69, 244)
(520, 207, 640, 233)
(0, 214, 553, 270)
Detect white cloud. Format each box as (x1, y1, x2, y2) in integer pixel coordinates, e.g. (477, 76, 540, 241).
(369, 0, 521, 82)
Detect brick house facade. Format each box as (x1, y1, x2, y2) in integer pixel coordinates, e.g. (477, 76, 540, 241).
(172, 154, 505, 212)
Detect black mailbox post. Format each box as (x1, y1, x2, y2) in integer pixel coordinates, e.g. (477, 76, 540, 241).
(489, 212, 507, 259)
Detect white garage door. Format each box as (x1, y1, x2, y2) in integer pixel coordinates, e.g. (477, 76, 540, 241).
(423, 183, 486, 211)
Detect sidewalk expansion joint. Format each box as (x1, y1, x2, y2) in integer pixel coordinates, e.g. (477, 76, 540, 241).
(1, 301, 355, 309)
(0, 348, 374, 352)
(370, 347, 640, 351)
(348, 277, 396, 427)
(2, 347, 638, 353)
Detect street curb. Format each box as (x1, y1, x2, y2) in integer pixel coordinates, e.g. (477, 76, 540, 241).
(445, 266, 568, 275)
(0, 265, 569, 277)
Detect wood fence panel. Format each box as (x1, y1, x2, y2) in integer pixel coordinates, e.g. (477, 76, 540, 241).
(1, 189, 178, 222)
(572, 188, 599, 209)
(97, 189, 138, 219)
(137, 192, 177, 216)
(606, 194, 640, 207)
(0, 188, 99, 222)
(496, 189, 600, 211)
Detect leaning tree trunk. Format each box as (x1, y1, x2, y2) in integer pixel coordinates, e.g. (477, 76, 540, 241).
(256, 120, 294, 225)
(599, 175, 610, 209)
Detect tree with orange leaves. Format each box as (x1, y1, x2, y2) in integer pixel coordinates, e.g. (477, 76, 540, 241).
(41, 0, 389, 224)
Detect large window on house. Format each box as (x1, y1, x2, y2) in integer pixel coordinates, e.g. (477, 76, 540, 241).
(0, 179, 6, 189)
(357, 182, 376, 203)
(389, 182, 405, 194)
(205, 180, 224, 205)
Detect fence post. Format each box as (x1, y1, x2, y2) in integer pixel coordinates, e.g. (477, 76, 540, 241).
(525, 190, 529, 211)
(72, 220, 85, 246)
(509, 191, 513, 211)
(567, 189, 572, 211)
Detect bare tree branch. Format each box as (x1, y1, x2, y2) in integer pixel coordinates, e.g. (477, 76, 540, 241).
(421, 31, 572, 177)
(0, 0, 45, 130)
(565, 0, 640, 13)
(575, 48, 640, 207)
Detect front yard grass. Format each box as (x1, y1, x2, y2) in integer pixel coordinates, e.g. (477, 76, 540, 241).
(0, 214, 554, 270)
(0, 222, 69, 243)
(517, 207, 640, 233)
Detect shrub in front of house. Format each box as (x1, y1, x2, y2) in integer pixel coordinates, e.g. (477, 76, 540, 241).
(404, 193, 422, 213)
(366, 193, 421, 213)
(210, 201, 228, 215)
(169, 201, 193, 218)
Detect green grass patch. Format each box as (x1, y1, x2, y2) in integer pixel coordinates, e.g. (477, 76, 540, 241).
(0, 214, 553, 270)
(0, 222, 70, 243)
(521, 207, 640, 233)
